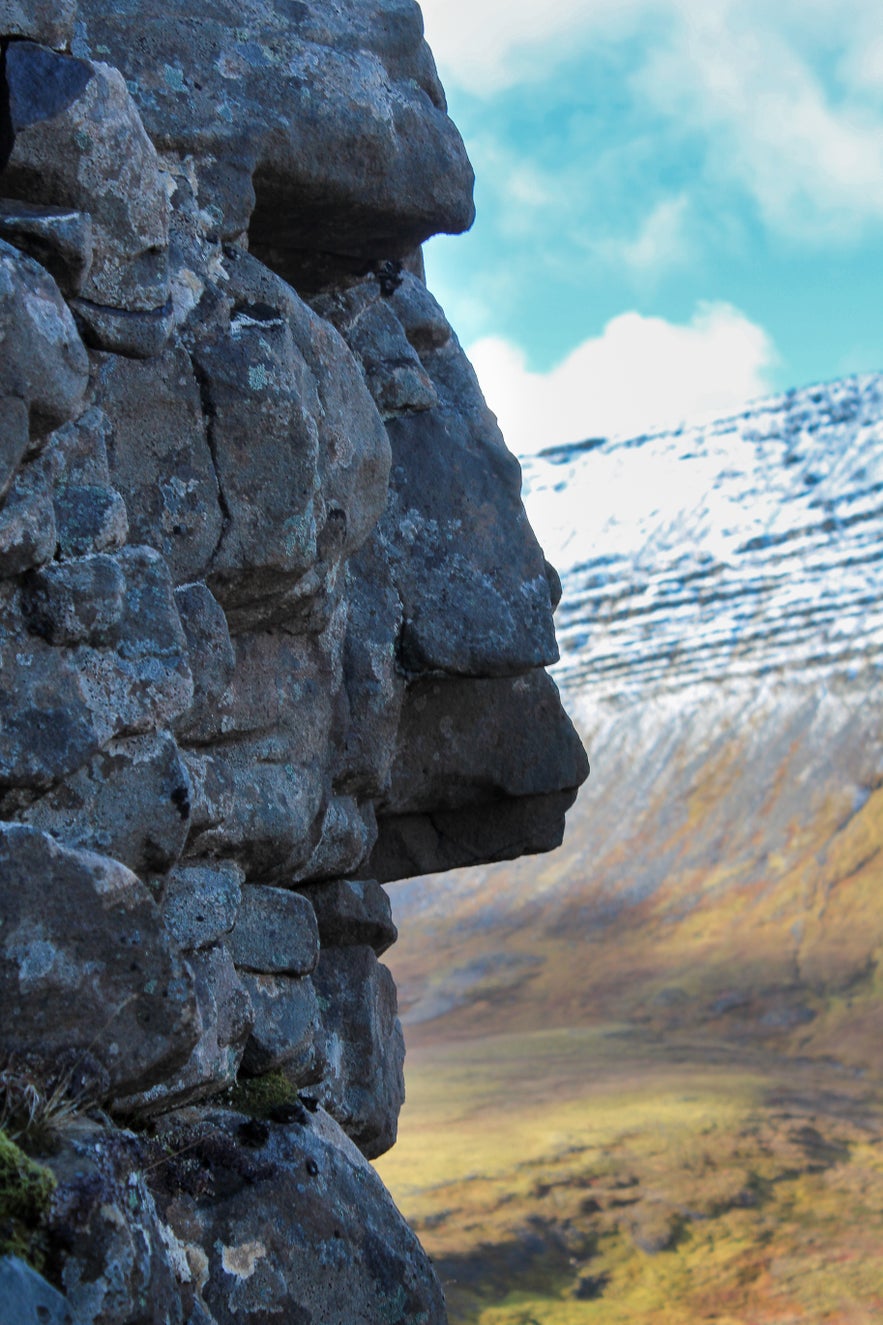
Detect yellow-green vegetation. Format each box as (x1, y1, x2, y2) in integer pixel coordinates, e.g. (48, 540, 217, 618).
(0, 1128, 56, 1271)
(226, 1069, 302, 1119)
(377, 1029, 883, 1324)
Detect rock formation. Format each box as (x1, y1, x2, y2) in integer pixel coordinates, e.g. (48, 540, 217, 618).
(0, 2, 588, 1320)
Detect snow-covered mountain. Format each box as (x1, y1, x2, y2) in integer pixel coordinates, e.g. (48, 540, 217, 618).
(522, 372, 883, 704)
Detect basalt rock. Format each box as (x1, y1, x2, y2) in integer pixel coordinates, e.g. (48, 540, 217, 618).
(0, 1, 587, 1319)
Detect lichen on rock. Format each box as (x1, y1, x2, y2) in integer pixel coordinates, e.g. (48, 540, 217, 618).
(0, 0, 588, 1318)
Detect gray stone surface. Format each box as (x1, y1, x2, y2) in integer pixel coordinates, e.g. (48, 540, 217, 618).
(162, 862, 243, 951)
(228, 885, 319, 976)
(0, 238, 88, 443)
(313, 945, 404, 1159)
(0, 199, 93, 296)
(46, 1125, 193, 1325)
(238, 971, 323, 1083)
(0, 1256, 73, 1325)
(292, 794, 378, 883)
(0, 0, 77, 48)
(21, 553, 126, 646)
(74, 0, 474, 278)
(0, 823, 199, 1095)
(93, 347, 222, 581)
(117, 944, 254, 1115)
(151, 1106, 446, 1325)
(22, 730, 192, 875)
(301, 878, 397, 956)
(4, 43, 170, 313)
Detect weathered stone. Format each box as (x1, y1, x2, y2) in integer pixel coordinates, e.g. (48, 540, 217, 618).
(22, 731, 192, 875)
(173, 584, 235, 739)
(3, 43, 170, 313)
(337, 532, 406, 798)
(0, 0, 77, 49)
(151, 1106, 447, 1325)
(300, 878, 397, 956)
(93, 348, 222, 581)
(117, 944, 254, 1114)
(0, 1256, 73, 1325)
(21, 553, 126, 646)
(238, 971, 322, 1084)
(48, 408, 131, 559)
(181, 622, 341, 877)
(381, 278, 560, 678)
(311, 278, 438, 418)
(54, 482, 129, 558)
(292, 794, 378, 883)
(0, 199, 92, 295)
(383, 671, 590, 815)
(162, 862, 243, 951)
(190, 254, 389, 632)
(313, 945, 404, 1159)
(183, 745, 327, 883)
(45, 1125, 194, 1325)
(0, 452, 57, 576)
(0, 824, 199, 1095)
(370, 789, 583, 884)
(0, 549, 192, 795)
(369, 671, 589, 881)
(0, 396, 31, 507)
(0, 238, 89, 441)
(69, 296, 175, 358)
(49, 408, 129, 557)
(74, 0, 474, 277)
(228, 886, 319, 976)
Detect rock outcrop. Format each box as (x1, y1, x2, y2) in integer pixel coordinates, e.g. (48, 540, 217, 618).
(0, 1, 587, 1320)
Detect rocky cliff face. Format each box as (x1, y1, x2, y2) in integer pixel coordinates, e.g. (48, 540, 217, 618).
(0, 3, 587, 1320)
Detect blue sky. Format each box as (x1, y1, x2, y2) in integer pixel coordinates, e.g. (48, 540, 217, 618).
(418, 0, 883, 453)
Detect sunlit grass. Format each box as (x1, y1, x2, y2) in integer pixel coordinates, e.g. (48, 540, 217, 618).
(377, 1029, 883, 1324)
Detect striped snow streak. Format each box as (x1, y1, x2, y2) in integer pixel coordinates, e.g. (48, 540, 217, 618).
(521, 373, 883, 701)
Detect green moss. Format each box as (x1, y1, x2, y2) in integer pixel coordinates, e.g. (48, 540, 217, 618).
(0, 1129, 56, 1271)
(226, 1070, 301, 1120)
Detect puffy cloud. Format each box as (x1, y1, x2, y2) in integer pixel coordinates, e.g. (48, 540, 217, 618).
(420, 0, 883, 244)
(468, 303, 777, 455)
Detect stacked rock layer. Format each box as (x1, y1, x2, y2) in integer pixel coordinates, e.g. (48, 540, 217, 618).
(0, 2, 588, 1321)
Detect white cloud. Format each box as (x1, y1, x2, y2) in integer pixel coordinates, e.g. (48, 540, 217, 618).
(606, 195, 692, 277)
(468, 303, 777, 456)
(420, 0, 883, 244)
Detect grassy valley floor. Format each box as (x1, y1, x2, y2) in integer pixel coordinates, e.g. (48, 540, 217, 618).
(376, 1027, 883, 1323)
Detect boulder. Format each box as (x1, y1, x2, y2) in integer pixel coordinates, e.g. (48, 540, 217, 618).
(116, 944, 254, 1115)
(313, 945, 404, 1159)
(151, 1106, 447, 1325)
(0, 1256, 73, 1325)
(227, 886, 319, 977)
(3, 44, 170, 316)
(73, 0, 474, 281)
(0, 824, 199, 1095)
(238, 972, 322, 1083)
(0, 238, 88, 450)
(300, 878, 397, 956)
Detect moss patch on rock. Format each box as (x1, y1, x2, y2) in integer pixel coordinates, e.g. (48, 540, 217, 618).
(0, 1129, 56, 1271)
